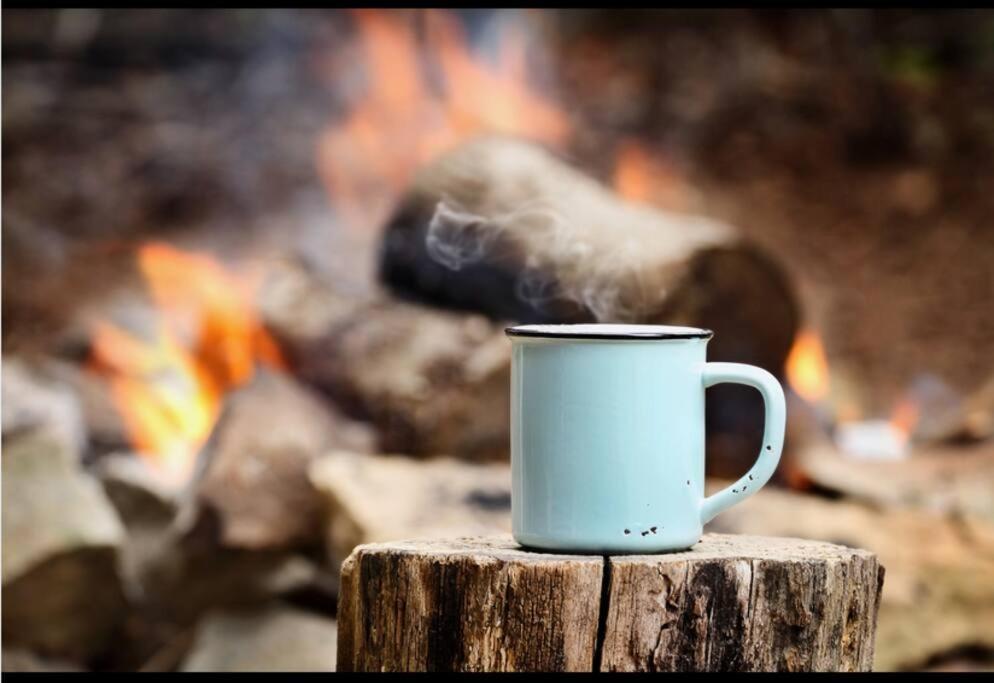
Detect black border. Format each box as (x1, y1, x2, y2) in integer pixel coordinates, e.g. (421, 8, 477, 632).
(505, 325, 714, 340)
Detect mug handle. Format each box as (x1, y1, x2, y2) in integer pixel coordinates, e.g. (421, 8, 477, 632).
(700, 362, 786, 525)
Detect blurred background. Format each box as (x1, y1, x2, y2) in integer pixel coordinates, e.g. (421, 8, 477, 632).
(3, 8, 994, 672)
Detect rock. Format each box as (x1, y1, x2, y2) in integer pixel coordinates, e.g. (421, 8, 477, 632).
(95, 452, 178, 526)
(109, 530, 331, 670)
(180, 606, 337, 672)
(47, 357, 130, 453)
(258, 259, 511, 461)
(923, 653, 994, 672)
(795, 439, 994, 523)
(189, 369, 375, 550)
(88, 438, 346, 669)
(2, 429, 127, 661)
(2, 648, 86, 672)
(706, 482, 994, 671)
(309, 451, 511, 566)
(1, 356, 86, 457)
(93, 452, 180, 609)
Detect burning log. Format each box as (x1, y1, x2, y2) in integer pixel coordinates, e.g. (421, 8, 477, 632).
(337, 534, 882, 672)
(378, 136, 798, 375)
(2, 429, 128, 662)
(308, 450, 511, 567)
(188, 369, 375, 551)
(258, 259, 511, 461)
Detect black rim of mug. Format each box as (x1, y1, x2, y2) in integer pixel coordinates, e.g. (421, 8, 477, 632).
(504, 325, 714, 340)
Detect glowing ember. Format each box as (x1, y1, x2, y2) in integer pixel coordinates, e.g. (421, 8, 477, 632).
(785, 328, 830, 404)
(316, 9, 570, 233)
(89, 243, 285, 483)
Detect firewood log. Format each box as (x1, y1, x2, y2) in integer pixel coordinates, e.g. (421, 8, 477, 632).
(378, 135, 799, 378)
(258, 260, 511, 461)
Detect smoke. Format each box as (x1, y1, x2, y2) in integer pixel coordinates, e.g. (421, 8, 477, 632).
(425, 201, 505, 271)
(425, 198, 653, 322)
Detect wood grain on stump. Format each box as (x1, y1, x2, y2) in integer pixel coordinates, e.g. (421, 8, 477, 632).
(337, 534, 883, 672)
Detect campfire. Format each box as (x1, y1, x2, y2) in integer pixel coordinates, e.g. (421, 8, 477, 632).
(88, 243, 286, 485)
(786, 327, 920, 460)
(316, 9, 570, 235)
(4, 7, 994, 674)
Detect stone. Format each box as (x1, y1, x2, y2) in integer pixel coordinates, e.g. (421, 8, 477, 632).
(706, 482, 994, 671)
(795, 439, 994, 523)
(1, 648, 86, 672)
(2, 356, 86, 457)
(180, 606, 337, 672)
(2, 429, 127, 661)
(309, 451, 511, 566)
(189, 369, 374, 550)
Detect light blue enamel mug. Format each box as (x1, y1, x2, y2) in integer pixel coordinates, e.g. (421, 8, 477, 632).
(507, 324, 786, 553)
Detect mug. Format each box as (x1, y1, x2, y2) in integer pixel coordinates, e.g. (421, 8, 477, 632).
(507, 324, 785, 553)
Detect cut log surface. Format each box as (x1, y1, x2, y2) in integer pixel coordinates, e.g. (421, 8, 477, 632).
(337, 534, 883, 672)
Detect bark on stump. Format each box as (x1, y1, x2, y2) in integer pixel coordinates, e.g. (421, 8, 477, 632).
(337, 534, 884, 672)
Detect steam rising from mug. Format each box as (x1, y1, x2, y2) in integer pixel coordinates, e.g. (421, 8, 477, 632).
(415, 137, 734, 324)
(426, 199, 650, 322)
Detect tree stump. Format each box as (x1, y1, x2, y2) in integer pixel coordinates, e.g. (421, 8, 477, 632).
(337, 534, 884, 672)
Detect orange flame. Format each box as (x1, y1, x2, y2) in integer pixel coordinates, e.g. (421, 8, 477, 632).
(89, 243, 285, 483)
(785, 328, 830, 404)
(316, 9, 570, 233)
(613, 141, 656, 203)
(611, 140, 690, 209)
(889, 395, 920, 438)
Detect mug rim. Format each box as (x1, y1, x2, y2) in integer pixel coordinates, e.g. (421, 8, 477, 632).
(505, 323, 714, 340)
